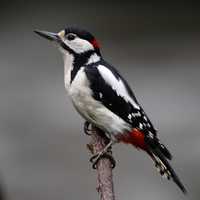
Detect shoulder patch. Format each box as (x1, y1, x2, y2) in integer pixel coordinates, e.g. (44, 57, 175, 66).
(97, 65, 140, 110)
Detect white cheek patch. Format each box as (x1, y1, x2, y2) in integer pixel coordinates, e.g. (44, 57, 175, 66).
(64, 37, 94, 53)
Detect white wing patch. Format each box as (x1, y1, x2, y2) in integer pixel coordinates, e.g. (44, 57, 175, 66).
(86, 53, 100, 65)
(97, 65, 140, 110)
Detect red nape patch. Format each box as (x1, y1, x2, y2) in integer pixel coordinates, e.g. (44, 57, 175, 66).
(91, 39, 100, 49)
(117, 129, 146, 150)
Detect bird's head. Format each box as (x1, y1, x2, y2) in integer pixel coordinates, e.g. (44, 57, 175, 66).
(34, 27, 101, 56)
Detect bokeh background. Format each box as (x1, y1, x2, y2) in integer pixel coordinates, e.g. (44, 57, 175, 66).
(0, 1, 199, 200)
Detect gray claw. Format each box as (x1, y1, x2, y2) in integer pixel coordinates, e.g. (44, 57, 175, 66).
(90, 153, 116, 169)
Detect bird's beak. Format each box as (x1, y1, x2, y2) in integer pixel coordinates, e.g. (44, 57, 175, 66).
(34, 30, 59, 41)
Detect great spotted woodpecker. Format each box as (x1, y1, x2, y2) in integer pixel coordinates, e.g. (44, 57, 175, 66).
(34, 27, 187, 194)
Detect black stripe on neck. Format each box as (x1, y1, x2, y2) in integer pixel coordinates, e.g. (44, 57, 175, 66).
(70, 50, 95, 84)
(59, 41, 74, 54)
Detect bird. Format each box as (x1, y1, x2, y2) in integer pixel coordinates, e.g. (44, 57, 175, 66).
(34, 27, 187, 194)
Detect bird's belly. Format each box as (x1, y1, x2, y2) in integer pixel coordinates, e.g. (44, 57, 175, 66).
(67, 68, 131, 136)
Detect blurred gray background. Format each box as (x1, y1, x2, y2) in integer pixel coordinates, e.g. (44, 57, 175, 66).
(0, 1, 199, 200)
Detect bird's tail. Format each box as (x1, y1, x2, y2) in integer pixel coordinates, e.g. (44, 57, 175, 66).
(147, 143, 187, 194)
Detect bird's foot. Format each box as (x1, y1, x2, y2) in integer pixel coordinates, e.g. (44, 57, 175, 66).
(89, 141, 116, 169)
(90, 152, 116, 169)
(84, 121, 92, 135)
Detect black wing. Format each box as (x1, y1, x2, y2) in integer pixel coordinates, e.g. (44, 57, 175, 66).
(84, 60, 157, 137)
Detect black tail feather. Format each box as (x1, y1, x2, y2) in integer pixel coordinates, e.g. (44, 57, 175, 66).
(147, 146, 187, 194)
(159, 143, 172, 160)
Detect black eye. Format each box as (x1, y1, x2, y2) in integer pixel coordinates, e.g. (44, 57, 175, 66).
(66, 34, 76, 41)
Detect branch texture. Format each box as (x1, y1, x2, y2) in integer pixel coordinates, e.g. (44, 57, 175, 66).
(87, 126, 115, 200)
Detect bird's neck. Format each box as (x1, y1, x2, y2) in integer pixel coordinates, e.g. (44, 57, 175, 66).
(63, 52, 74, 90)
(63, 51, 101, 90)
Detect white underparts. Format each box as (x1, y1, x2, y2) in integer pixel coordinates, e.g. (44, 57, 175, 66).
(68, 67, 131, 137)
(63, 52, 74, 90)
(62, 51, 132, 138)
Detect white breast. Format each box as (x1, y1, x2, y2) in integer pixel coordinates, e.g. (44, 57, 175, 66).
(63, 52, 74, 90)
(68, 67, 131, 136)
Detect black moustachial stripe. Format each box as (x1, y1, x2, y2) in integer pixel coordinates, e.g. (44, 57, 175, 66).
(59, 41, 74, 54)
(70, 50, 95, 84)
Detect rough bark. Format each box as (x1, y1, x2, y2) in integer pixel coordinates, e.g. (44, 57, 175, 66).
(87, 126, 115, 200)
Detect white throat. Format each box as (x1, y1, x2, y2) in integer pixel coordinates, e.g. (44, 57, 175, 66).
(63, 52, 74, 90)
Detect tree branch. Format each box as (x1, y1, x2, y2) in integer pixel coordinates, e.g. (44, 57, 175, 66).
(87, 126, 115, 200)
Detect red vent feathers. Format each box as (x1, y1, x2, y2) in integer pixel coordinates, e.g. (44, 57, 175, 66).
(117, 128, 146, 150)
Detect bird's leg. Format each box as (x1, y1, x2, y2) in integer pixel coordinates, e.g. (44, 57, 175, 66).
(85, 124, 116, 169)
(84, 121, 92, 135)
(90, 140, 116, 169)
